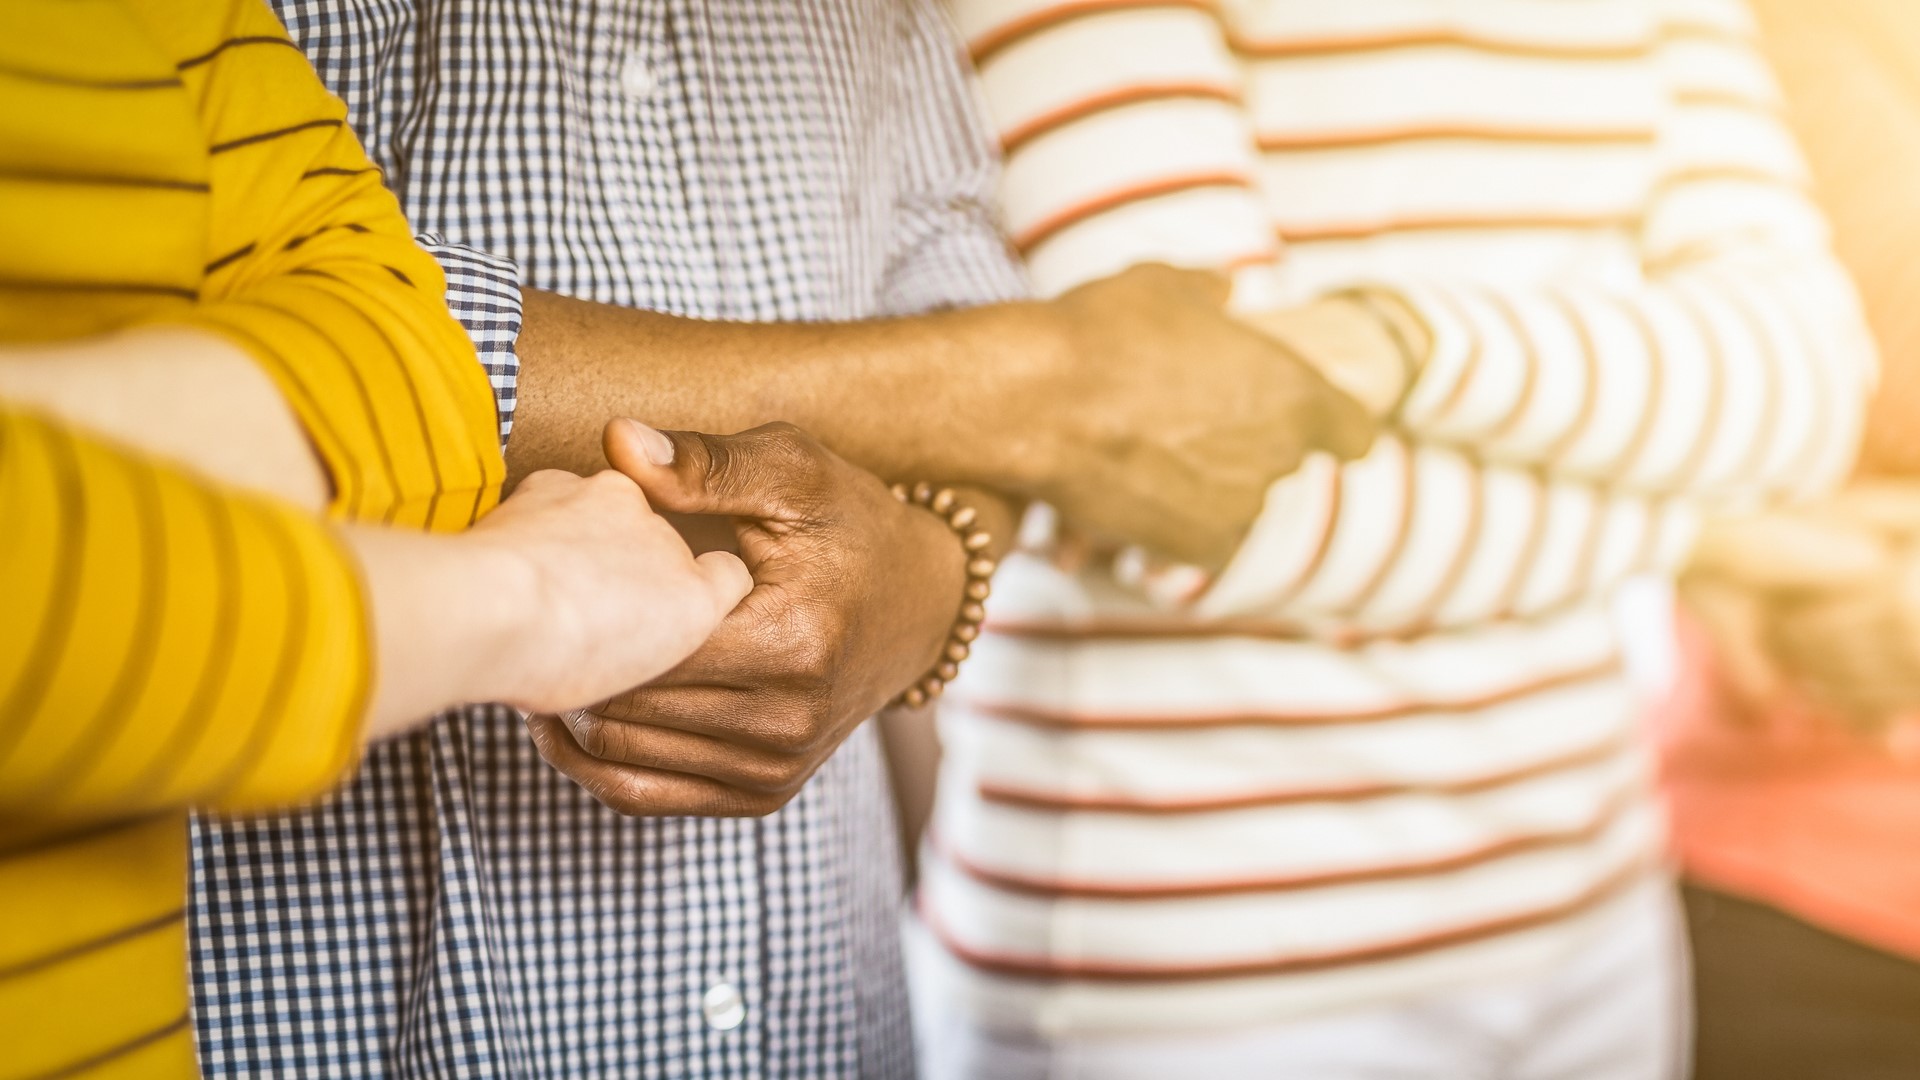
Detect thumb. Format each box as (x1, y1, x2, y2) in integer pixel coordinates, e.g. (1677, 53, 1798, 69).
(603, 418, 819, 518)
(1306, 379, 1377, 462)
(694, 549, 754, 615)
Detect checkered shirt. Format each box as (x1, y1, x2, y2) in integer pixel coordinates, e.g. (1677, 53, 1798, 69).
(186, 2, 1026, 1077)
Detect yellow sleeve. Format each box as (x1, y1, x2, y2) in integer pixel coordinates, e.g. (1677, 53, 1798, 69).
(125, 0, 505, 533)
(0, 407, 372, 822)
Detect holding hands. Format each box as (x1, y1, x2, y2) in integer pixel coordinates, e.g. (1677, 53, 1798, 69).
(1011, 265, 1377, 570)
(528, 420, 989, 817)
(354, 419, 753, 734)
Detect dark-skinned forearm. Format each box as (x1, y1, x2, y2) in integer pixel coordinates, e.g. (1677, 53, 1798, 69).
(508, 289, 1066, 498)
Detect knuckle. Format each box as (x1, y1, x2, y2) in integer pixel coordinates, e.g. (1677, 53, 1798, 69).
(738, 753, 804, 794)
(752, 422, 828, 474)
(760, 712, 819, 756)
(566, 712, 609, 757)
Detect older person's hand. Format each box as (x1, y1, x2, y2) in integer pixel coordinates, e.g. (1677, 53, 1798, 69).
(527, 420, 981, 817)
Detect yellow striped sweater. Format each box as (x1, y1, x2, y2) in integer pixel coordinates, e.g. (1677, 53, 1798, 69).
(0, 1, 504, 1075)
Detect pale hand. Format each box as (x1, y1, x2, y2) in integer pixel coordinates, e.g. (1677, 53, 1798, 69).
(475, 483, 748, 715)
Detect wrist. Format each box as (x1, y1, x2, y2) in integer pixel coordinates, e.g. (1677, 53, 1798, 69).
(888, 482, 998, 706)
(348, 527, 528, 736)
(930, 300, 1078, 499)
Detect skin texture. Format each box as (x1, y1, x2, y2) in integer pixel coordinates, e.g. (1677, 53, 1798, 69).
(355, 420, 751, 736)
(528, 421, 990, 817)
(0, 326, 331, 510)
(509, 263, 1376, 818)
(510, 264, 1375, 569)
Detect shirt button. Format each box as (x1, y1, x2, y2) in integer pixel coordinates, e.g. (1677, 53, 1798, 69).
(702, 981, 746, 1031)
(620, 54, 657, 100)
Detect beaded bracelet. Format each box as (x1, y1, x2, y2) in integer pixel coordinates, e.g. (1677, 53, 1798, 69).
(888, 481, 996, 707)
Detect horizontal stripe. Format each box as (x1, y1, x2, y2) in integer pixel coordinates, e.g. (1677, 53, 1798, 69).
(0, 909, 182, 981)
(971, 0, 1213, 65)
(972, 6, 1655, 66)
(982, 612, 1478, 644)
(1654, 165, 1808, 194)
(26, 1012, 190, 1080)
(299, 165, 382, 181)
(0, 168, 208, 192)
(0, 62, 180, 90)
(1014, 170, 1257, 252)
(921, 856, 1650, 981)
(1231, 27, 1650, 62)
(1255, 123, 1655, 152)
(967, 657, 1619, 730)
(1277, 211, 1635, 244)
(975, 732, 1631, 813)
(175, 35, 304, 71)
(0, 277, 195, 299)
(209, 117, 342, 155)
(1003, 82, 1241, 154)
(0, 813, 166, 861)
(935, 780, 1639, 898)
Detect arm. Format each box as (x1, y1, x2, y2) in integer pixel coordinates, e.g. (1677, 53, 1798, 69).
(1374, 2, 1873, 501)
(0, 407, 747, 824)
(511, 264, 1368, 570)
(122, 0, 504, 531)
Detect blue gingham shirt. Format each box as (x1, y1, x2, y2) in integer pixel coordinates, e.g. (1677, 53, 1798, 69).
(187, 2, 1026, 1077)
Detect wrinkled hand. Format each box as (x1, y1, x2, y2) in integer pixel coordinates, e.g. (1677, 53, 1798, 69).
(1027, 264, 1376, 570)
(527, 421, 966, 817)
(467, 429, 752, 714)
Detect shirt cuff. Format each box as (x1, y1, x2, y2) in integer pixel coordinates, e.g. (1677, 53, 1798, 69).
(418, 235, 523, 449)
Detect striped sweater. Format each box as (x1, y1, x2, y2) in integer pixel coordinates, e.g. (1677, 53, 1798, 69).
(920, 0, 1875, 1034)
(0, 1, 504, 1075)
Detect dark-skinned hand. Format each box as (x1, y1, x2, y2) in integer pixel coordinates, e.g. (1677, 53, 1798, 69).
(527, 420, 968, 817)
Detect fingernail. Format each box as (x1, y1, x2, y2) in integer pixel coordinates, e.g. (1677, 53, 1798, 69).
(625, 418, 675, 465)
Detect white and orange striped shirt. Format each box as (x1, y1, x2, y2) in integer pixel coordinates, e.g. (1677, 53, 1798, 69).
(920, 0, 1876, 1034)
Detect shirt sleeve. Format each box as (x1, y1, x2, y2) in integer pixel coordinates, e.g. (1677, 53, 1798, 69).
(1175, 436, 1698, 630)
(960, 0, 1874, 623)
(125, 0, 506, 534)
(878, 0, 1032, 316)
(1375, 0, 1875, 504)
(0, 407, 370, 824)
(417, 235, 524, 449)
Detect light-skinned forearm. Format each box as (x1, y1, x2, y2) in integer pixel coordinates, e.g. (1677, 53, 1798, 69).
(0, 325, 330, 509)
(345, 524, 527, 739)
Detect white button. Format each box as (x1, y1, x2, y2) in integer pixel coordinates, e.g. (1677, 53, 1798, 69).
(702, 981, 746, 1031)
(620, 54, 657, 100)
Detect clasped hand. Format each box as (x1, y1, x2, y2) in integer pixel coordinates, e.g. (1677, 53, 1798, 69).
(527, 419, 967, 817)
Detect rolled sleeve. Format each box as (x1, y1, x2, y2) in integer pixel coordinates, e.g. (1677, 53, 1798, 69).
(418, 235, 523, 448)
(879, 0, 1031, 315)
